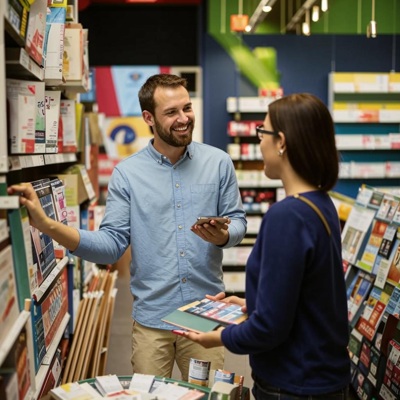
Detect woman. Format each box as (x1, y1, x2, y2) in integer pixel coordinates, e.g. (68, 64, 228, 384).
(177, 93, 351, 399)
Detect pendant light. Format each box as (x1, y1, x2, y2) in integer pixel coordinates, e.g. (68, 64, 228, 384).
(302, 8, 311, 36)
(312, 5, 319, 22)
(367, 0, 377, 38)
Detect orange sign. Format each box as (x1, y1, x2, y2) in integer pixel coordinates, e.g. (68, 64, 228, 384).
(230, 14, 249, 32)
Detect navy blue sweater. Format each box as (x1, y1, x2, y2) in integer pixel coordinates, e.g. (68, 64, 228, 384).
(221, 191, 351, 395)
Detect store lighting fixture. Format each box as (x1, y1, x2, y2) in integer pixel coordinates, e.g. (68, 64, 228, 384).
(302, 22, 310, 35)
(286, 0, 318, 32)
(126, 0, 157, 3)
(245, 0, 278, 33)
(302, 9, 311, 36)
(367, 0, 377, 38)
(312, 5, 319, 22)
(247, 0, 327, 35)
(367, 20, 377, 38)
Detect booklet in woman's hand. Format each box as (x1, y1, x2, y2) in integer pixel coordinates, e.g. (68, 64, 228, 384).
(162, 298, 248, 333)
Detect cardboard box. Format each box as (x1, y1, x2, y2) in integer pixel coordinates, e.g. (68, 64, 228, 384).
(56, 164, 95, 206)
(56, 173, 88, 206)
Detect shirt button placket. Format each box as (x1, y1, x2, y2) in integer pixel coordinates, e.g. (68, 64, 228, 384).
(173, 170, 190, 300)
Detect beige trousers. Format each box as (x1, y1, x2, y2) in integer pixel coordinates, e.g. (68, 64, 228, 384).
(131, 320, 224, 381)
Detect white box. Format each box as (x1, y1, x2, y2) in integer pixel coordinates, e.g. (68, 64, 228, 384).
(45, 90, 61, 153)
(63, 25, 83, 81)
(6, 79, 36, 154)
(44, 7, 66, 85)
(25, 0, 47, 66)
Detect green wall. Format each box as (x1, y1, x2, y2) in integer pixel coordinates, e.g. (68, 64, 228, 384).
(207, 0, 400, 90)
(211, 0, 400, 35)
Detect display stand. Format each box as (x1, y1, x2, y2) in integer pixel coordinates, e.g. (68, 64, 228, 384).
(46, 375, 250, 400)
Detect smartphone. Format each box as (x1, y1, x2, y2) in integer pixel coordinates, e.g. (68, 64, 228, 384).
(195, 216, 229, 225)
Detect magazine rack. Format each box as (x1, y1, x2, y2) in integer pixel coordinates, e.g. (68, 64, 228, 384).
(75, 375, 250, 400)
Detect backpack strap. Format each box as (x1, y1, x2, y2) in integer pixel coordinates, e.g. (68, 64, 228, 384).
(294, 193, 331, 236)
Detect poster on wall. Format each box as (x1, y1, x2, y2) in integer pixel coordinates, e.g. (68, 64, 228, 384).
(95, 65, 203, 184)
(95, 66, 165, 116)
(100, 116, 153, 160)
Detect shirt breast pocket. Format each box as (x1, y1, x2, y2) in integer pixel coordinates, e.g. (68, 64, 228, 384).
(191, 184, 218, 217)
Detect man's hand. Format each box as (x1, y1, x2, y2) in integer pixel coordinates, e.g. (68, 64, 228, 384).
(190, 218, 230, 246)
(8, 182, 51, 231)
(8, 182, 80, 251)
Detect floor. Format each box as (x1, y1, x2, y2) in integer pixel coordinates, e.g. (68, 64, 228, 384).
(105, 271, 358, 400)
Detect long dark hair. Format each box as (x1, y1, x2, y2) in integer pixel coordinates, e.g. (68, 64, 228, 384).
(268, 93, 339, 192)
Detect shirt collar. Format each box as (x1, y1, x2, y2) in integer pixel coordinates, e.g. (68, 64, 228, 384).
(147, 139, 194, 165)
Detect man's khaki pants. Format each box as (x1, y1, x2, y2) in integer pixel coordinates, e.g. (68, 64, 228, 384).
(131, 320, 224, 381)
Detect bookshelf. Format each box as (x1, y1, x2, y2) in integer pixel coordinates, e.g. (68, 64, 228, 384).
(0, 1, 6, 174)
(341, 184, 400, 399)
(0, 1, 104, 398)
(224, 95, 283, 295)
(328, 72, 400, 199)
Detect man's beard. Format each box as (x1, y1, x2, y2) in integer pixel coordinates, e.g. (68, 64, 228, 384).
(154, 119, 194, 147)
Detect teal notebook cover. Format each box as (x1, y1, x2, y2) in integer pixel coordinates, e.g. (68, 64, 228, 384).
(162, 309, 221, 333)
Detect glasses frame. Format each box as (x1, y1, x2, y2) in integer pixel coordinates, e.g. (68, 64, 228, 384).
(256, 125, 279, 140)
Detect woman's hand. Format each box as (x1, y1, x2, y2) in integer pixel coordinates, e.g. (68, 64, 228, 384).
(205, 292, 247, 313)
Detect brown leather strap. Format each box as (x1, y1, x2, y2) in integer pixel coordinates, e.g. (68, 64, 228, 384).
(294, 194, 331, 236)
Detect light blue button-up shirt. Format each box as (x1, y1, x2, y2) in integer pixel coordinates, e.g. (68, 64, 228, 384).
(74, 140, 247, 329)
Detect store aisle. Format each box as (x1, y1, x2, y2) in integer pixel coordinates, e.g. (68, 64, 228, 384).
(105, 273, 361, 400)
(105, 272, 133, 376)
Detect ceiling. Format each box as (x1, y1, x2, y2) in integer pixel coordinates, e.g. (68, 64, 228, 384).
(78, 0, 202, 10)
(78, 0, 400, 35)
(218, 0, 400, 35)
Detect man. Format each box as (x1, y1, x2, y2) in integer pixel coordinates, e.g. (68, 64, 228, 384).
(8, 74, 247, 380)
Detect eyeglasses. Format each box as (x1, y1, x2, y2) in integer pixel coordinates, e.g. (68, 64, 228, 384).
(256, 125, 279, 140)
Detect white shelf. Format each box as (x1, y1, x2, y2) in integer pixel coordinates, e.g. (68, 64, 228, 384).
(32, 257, 69, 303)
(42, 314, 70, 366)
(34, 313, 70, 399)
(0, 0, 7, 173)
(2, 1, 88, 397)
(0, 310, 31, 366)
(339, 161, 400, 179)
(231, 156, 263, 161)
(238, 181, 283, 188)
(328, 73, 400, 124)
(333, 109, 400, 123)
(0, 195, 20, 208)
(62, 79, 90, 93)
(8, 154, 45, 170)
(5, 47, 44, 81)
(226, 96, 276, 113)
(223, 271, 245, 293)
(236, 172, 283, 188)
(329, 72, 400, 94)
(335, 134, 400, 150)
(8, 153, 77, 171)
(44, 153, 77, 165)
(239, 237, 257, 245)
